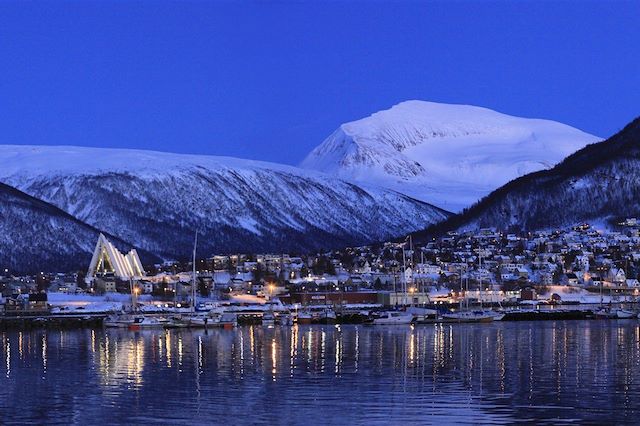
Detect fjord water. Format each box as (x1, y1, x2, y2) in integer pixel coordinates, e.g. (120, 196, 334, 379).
(1, 322, 639, 425)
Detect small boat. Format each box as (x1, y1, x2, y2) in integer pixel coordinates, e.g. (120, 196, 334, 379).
(104, 314, 134, 328)
(188, 314, 214, 328)
(371, 311, 414, 325)
(316, 308, 337, 324)
(163, 315, 191, 328)
(442, 310, 494, 323)
(295, 310, 313, 325)
(188, 311, 238, 328)
(196, 301, 221, 312)
(488, 311, 506, 321)
(615, 309, 636, 319)
(407, 307, 438, 323)
(594, 307, 616, 319)
(128, 316, 164, 330)
(262, 311, 276, 326)
(218, 313, 238, 329)
(277, 313, 294, 326)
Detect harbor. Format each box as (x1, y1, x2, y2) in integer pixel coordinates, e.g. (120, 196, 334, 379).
(2, 298, 639, 330)
(6, 221, 640, 330)
(3, 321, 640, 425)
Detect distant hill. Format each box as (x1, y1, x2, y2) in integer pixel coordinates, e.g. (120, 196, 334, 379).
(413, 117, 640, 237)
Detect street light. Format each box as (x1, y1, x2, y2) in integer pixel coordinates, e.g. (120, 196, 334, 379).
(268, 284, 275, 300)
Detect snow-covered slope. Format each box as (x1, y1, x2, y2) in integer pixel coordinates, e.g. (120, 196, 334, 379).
(0, 145, 449, 260)
(414, 117, 640, 235)
(0, 181, 157, 274)
(301, 101, 600, 212)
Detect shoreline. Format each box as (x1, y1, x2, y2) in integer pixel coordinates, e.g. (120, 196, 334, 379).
(0, 307, 629, 330)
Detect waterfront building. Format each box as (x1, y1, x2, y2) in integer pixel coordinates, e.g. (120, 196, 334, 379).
(86, 234, 145, 283)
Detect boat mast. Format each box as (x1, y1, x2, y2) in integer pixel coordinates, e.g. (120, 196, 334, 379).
(192, 231, 198, 314)
(478, 250, 483, 310)
(402, 245, 407, 307)
(465, 269, 469, 310)
(459, 265, 464, 312)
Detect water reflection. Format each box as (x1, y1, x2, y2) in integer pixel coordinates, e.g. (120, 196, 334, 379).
(1, 322, 640, 424)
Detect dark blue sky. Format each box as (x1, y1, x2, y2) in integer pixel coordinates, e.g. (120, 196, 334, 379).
(1, 1, 638, 165)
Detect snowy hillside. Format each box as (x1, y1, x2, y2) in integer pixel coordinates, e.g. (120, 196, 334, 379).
(301, 101, 600, 211)
(0, 145, 449, 261)
(414, 117, 640, 235)
(0, 182, 157, 273)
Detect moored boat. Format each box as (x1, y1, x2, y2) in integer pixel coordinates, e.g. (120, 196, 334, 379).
(295, 310, 313, 325)
(104, 314, 134, 328)
(594, 307, 616, 319)
(315, 308, 337, 324)
(276, 312, 294, 325)
(442, 310, 494, 323)
(128, 316, 164, 330)
(371, 311, 414, 325)
(163, 315, 191, 328)
(218, 312, 238, 329)
(407, 306, 438, 323)
(615, 309, 636, 319)
(487, 311, 506, 321)
(188, 314, 214, 327)
(262, 311, 276, 326)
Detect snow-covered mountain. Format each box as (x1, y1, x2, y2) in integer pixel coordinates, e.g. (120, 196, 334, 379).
(301, 101, 600, 212)
(414, 117, 640, 235)
(0, 181, 157, 274)
(0, 145, 449, 262)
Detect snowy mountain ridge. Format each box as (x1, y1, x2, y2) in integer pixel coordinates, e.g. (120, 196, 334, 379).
(0, 144, 335, 177)
(301, 100, 600, 211)
(0, 144, 449, 263)
(0, 181, 159, 274)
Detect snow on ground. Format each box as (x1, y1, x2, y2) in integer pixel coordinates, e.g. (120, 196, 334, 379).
(230, 294, 268, 304)
(47, 292, 152, 303)
(539, 285, 637, 304)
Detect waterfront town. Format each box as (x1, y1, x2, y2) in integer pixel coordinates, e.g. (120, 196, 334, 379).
(3, 218, 640, 326)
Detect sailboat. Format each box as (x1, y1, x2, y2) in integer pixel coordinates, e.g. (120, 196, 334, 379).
(594, 277, 616, 319)
(477, 250, 505, 321)
(165, 231, 203, 328)
(442, 264, 494, 323)
(104, 273, 140, 328)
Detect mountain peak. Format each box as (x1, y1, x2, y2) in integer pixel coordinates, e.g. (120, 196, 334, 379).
(301, 100, 600, 212)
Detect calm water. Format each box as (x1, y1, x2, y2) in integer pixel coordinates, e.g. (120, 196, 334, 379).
(1, 321, 640, 425)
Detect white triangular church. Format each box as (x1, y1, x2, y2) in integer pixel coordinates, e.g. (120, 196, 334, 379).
(87, 233, 145, 280)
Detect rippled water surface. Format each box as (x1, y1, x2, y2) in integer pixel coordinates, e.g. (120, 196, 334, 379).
(2, 321, 640, 425)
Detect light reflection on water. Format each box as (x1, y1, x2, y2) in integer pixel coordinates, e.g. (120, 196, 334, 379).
(1, 321, 640, 425)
